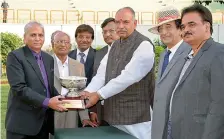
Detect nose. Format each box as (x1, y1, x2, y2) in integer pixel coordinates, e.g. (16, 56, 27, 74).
(117, 22, 124, 29)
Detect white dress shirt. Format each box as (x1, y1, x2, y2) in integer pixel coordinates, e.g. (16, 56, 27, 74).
(169, 50, 194, 113)
(85, 40, 155, 99)
(76, 48, 90, 63)
(55, 55, 69, 96)
(168, 40, 183, 62)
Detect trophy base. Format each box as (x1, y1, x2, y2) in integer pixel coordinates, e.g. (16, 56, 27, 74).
(59, 97, 85, 110)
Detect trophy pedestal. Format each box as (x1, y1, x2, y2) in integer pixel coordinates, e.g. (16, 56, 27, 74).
(59, 97, 85, 110)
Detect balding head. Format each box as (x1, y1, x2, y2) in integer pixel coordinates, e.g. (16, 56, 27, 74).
(52, 31, 71, 57)
(116, 7, 136, 21)
(23, 21, 45, 53)
(24, 21, 44, 35)
(115, 7, 137, 39)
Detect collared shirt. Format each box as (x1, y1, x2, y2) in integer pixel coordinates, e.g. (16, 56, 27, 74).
(76, 47, 90, 63)
(55, 55, 69, 96)
(31, 50, 50, 107)
(168, 40, 183, 62)
(85, 41, 155, 99)
(169, 50, 194, 113)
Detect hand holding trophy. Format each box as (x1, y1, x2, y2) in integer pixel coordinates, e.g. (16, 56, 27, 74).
(59, 76, 87, 110)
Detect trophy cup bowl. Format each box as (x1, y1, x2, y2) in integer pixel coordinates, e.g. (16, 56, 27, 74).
(59, 76, 87, 110)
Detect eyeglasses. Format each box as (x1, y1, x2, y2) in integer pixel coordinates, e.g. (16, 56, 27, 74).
(54, 40, 70, 45)
(102, 29, 116, 35)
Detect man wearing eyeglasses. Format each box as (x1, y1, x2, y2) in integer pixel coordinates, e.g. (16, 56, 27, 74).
(90, 17, 119, 126)
(51, 31, 97, 131)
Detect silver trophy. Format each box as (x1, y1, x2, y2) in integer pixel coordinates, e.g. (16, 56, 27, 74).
(59, 76, 87, 110)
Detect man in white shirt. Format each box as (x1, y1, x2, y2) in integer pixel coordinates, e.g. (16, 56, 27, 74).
(90, 17, 119, 126)
(148, 6, 191, 139)
(81, 7, 155, 139)
(51, 31, 97, 130)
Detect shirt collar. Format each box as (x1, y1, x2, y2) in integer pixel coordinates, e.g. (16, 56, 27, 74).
(55, 54, 69, 65)
(167, 40, 183, 54)
(30, 48, 42, 59)
(77, 47, 90, 56)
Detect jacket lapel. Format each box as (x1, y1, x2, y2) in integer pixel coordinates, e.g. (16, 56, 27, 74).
(157, 51, 165, 82)
(178, 38, 214, 86)
(24, 46, 45, 86)
(159, 42, 188, 83)
(42, 52, 53, 93)
(85, 47, 95, 75)
(53, 55, 60, 78)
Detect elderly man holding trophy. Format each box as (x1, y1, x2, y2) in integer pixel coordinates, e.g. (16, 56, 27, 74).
(51, 31, 97, 129)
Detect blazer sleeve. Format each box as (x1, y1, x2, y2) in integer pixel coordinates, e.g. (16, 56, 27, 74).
(6, 52, 46, 108)
(202, 52, 224, 139)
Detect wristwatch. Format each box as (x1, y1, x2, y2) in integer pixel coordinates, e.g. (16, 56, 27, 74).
(97, 92, 104, 100)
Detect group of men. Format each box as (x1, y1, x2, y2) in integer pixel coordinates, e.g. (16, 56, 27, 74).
(5, 4, 224, 139)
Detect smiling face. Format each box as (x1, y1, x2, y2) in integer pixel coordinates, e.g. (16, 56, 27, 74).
(102, 21, 119, 45)
(181, 11, 210, 46)
(158, 20, 182, 48)
(52, 32, 71, 57)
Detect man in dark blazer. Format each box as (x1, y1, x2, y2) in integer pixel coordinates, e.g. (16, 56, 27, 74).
(168, 4, 224, 139)
(5, 21, 67, 139)
(68, 24, 96, 86)
(90, 17, 119, 126)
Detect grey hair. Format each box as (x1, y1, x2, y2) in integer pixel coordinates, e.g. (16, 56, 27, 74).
(52, 31, 71, 44)
(116, 7, 136, 20)
(51, 30, 62, 44)
(24, 21, 44, 34)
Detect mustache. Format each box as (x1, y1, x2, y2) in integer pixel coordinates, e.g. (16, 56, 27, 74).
(183, 32, 193, 37)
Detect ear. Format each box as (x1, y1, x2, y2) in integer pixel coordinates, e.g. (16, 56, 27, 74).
(134, 19, 137, 27)
(68, 44, 72, 50)
(205, 22, 210, 32)
(23, 34, 26, 44)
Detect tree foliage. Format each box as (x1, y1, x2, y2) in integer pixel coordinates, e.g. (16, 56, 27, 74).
(194, 0, 224, 6)
(1, 32, 23, 66)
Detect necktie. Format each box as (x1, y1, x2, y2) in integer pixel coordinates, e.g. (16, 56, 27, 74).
(79, 52, 85, 64)
(35, 55, 50, 98)
(161, 50, 171, 77)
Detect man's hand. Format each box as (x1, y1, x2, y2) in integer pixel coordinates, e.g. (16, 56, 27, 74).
(90, 112, 99, 125)
(48, 95, 68, 112)
(85, 92, 100, 109)
(80, 91, 90, 99)
(82, 119, 98, 127)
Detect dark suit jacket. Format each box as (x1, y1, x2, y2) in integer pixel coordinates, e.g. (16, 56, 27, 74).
(93, 45, 109, 76)
(5, 46, 57, 136)
(90, 45, 109, 123)
(68, 47, 96, 85)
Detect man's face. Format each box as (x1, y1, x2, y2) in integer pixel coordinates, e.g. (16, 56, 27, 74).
(115, 9, 137, 39)
(75, 31, 93, 51)
(181, 12, 209, 45)
(24, 24, 45, 51)
(158, 21, 182, 46)
(102, 22, 119, 45)
(53, 33, 71, 56)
